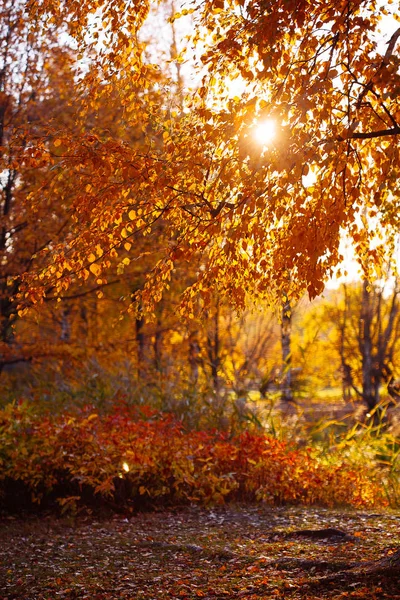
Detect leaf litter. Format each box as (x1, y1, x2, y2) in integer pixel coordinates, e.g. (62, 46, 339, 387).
(0, 505, 399, 599)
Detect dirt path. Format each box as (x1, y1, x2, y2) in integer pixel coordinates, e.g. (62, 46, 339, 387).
(1, 505, 399, 599)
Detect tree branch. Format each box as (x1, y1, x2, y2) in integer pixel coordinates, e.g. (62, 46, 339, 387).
(46, 278, 120, 302)
(338, 126, 400, 141)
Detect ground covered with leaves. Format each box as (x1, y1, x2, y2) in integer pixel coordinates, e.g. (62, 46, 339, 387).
(1, 505, 399, 599)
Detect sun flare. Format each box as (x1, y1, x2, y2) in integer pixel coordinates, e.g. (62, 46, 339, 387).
(253, 119, 276, 146)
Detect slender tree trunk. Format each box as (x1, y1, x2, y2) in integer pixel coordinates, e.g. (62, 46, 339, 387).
(339, 284, 353, 402)
(0, 106, 18, 374)
(169, 0, 184, 108)
(136, 317, 147, 380)
(188, 331, 200, 385)
(206, 301, 220, 393)
(360, 279, 376, 411)
(153, 317, 162, 372)
(281, 297, 294, 403)
(60, 306, 71, 341)
(80, 304, 89, 338)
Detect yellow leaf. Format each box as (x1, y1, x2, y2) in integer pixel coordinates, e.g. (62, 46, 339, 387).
(122, 257, 130, 265)
(128, 210, 136, 220)
(54, 139, 62, 147)
(88, 253, 96, 263)
(124, 242, 131, 251)
(90, 263, 101, 276)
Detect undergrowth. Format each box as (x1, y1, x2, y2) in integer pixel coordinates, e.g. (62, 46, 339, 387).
(0, 400, 391, 514)
(306, 401, 400, 508)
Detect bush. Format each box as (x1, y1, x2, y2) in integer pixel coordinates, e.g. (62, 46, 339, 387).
(0, 401, 387, 513)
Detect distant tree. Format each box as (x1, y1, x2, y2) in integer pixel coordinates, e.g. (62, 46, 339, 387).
(322, 277, 399, 411)
(358, 276, 399, 411)
(219, 304, 278, 397)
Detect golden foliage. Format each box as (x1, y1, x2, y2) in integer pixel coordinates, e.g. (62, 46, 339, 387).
(3, 0, 399, 317)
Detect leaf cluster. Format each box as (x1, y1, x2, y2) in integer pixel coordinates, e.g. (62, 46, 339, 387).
(0, 401, 386, 513)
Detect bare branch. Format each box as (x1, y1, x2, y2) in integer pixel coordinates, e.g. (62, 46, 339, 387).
(338, 126, 400, 141)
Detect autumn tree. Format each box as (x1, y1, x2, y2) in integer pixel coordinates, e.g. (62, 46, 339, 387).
(17, 0, 400, 417)
(333, 277, 399, 411)
(359, 276, 400, 411)
(0, 0, 192, 387)
(193, 0, 400, 299)
(0, 0, 83, 372)
(15, 0, 398, 331)
(299, 275, 397, 413)
(0, 0, 136, 375)
(290, 295, 340, 397)
(220, 304, 278, 397)
(3, 0, 400, 570)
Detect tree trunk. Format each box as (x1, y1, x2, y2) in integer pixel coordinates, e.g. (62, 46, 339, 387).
(281, 298, 294, 403)
(60, 306, 71, 341)
(339, 284, 353, 401)
(153, 317, 162, 372)
(188, 331, 200, 385)
(359, 277, 399, 416)
(136, 317, 147, 380)
(360, 279, 376, 411)
(206, 301, 221, 393)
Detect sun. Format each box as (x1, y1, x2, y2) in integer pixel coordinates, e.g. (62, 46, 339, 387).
(253, 119, 276, 146)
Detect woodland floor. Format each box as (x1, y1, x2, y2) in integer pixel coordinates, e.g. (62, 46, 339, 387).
(1, 505, 400, 600)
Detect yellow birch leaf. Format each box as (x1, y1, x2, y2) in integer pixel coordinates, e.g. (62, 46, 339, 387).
(90, 263, 101, 276)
